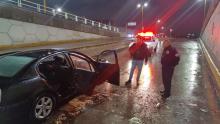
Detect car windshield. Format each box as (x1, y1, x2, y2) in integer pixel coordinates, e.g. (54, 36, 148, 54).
(0, 56, 36, 78)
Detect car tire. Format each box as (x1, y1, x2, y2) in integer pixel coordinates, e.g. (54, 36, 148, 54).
(29, 93, 56, 123)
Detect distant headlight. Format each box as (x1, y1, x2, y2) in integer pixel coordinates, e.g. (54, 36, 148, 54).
(128, 34, 134, 38)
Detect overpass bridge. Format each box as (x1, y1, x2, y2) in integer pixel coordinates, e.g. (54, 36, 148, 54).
(0, 0, 220, 124)
(0, 0, 124, 50)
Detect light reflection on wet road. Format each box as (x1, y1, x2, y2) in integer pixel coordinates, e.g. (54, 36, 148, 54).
(45, 39, 220, 124)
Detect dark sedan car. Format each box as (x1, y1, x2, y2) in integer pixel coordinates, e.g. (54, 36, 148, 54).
(0, 49, 120, 123)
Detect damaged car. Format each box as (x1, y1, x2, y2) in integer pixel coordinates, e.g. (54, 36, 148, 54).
(0, 49, 120, 123)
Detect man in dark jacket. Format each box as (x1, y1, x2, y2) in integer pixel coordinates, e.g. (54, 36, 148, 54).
(126, 36, 150, 85)
(161, 39, 180, 99)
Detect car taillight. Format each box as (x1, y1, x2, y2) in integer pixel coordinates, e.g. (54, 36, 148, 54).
(144, 36, 151, 40)
(137, 32, 154, 37)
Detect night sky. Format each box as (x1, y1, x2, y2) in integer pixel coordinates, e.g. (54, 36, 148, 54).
(35, 0, 207, 37)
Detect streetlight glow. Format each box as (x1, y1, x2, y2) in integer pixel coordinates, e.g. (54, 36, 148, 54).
(56, 8, 62, 12)
(144, 3, 148, 7)
(157, 19, 161, 23)
(136, 2, 149, 30)
(169, 28, 173, 32)
(137, 4, 141, 8)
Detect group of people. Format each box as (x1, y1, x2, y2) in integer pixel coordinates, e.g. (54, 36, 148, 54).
(125, 36, 180, 99)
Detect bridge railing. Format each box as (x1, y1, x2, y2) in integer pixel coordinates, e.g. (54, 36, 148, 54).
(1, 0, 120, 32)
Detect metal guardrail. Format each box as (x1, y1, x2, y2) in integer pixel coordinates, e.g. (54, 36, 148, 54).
(0, 0, 120, 32)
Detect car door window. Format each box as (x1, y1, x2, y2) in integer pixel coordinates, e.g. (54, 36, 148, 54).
(22, 66, 36, 79)
(97, 50, 118, 64)
(38, 53, 71, 80)
(70, 55, 94, 72)
(96, 50, 120, 86)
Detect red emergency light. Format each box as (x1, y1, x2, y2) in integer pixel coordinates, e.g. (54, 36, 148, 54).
(137, 31, 154, 37)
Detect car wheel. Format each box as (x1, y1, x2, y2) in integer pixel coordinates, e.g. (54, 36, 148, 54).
(29, 93, 56, 122)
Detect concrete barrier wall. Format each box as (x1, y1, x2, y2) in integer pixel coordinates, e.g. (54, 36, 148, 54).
(0, 5, 120, 37)
(201, 2, 220, 68)
(201, 0, 219, 33)
(0, 17, 107, 46)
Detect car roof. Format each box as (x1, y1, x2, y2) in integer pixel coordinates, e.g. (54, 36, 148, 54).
(5, 49, 67, 59)
(2, 49, 95, 62)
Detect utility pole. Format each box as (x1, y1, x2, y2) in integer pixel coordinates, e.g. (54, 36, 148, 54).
(137, 1, 148, 31)
(43, 0, 46, 13)
(204, 0, 207, 19)
(141, 6, 144, 31)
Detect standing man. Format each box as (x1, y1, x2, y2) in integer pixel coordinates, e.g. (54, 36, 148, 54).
(160, 38, 180, 99)
(126, 36, 150, 85)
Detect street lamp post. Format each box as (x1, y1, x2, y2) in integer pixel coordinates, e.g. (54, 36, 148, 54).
(155, 19, 161, 33)
(43, 0, 46, 13)
(204, 0, 207, 19)
(137, 2, 148, 30)
(198, 0, 207, 20)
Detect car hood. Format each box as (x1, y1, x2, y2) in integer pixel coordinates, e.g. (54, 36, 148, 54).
(0, 77, 12, 89)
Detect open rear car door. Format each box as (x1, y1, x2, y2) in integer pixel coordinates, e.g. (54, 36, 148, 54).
(96, 50, 120, 86)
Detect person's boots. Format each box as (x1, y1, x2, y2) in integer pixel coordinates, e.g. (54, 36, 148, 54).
(125, 80, 131, 85)
(161, 93, 170, 99)
(160, 90, 165, 94)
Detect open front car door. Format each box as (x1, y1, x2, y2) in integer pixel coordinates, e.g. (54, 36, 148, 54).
(95, 50, 120, 86)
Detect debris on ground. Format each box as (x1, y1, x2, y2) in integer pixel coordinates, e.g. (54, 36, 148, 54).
(129, 117, 144, 124)
(45, 92, 110, 124)
(55, 113, 67, 124)
(156, 103, 161, 109)
(188, 103, 198, 107)
(200, 108, 208, 113)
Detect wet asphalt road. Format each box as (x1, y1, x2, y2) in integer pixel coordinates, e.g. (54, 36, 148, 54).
(45, 39, 220, 124)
